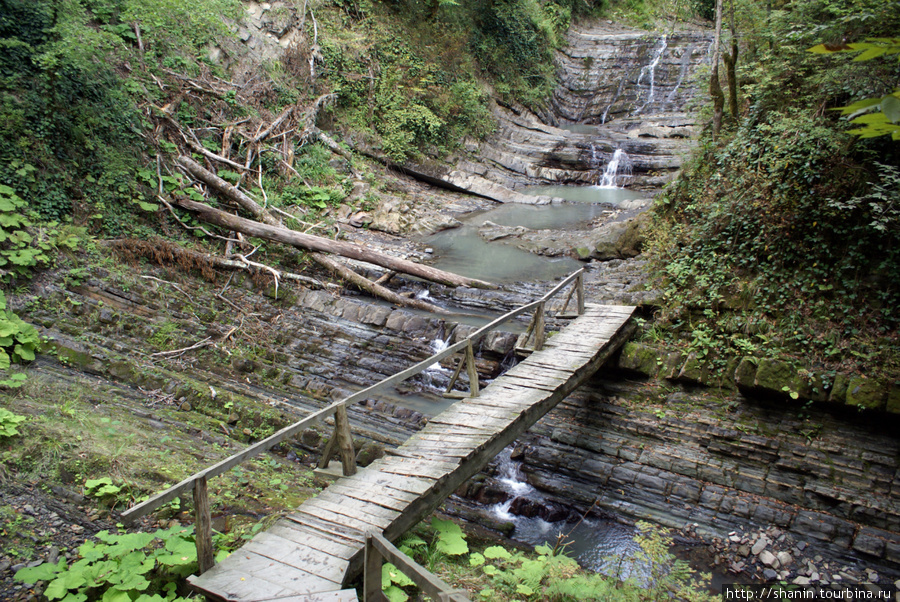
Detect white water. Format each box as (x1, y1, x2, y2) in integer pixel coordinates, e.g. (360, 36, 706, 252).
(425, 337, 450, 375)
(598, 149, 631, 188)
(633, 35, 668, 115)
(486, 447, 646, 579)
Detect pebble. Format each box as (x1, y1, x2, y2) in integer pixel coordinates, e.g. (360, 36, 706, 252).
(776, 551, 792, 568)
(763, 568, 778, 581)
(0, 561, 9, 573)
(759, 550, 778, 568)
(751, 536, 768, 555)
(793, 576, 811, 585)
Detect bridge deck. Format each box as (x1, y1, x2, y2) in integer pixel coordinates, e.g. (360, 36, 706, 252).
(188, 303, 635, 601)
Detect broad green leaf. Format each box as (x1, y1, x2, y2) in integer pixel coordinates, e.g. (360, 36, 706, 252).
(383, 563, 415, 587)
(14, 559, 66, 583)
(0, 290, 6, 309)
(483, 545, 512, 560)
(535, 544, 553, 556)
(60, 593, 88, 602)
(469, 552, 485, 567)
(478, 588, 495, 599)
(0, 349, 10, 370)
(14, 344, 35, 361)
(400, 535, 427, 548)
(137, 202, 159, 212)
(383, 585, 408, 602)
(482, 565, 498, 576)
(44, 569, 88, 600)
(77, 541, 106, 562)
(435, 533, 468, 556)
(882, 95, 900, 123)
(516, 583, 535, 596)
(853, 47, 888, 61)
(101, 588, 133, 602)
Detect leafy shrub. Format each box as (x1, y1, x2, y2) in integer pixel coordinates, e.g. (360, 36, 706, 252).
(0, 407, 27, 437)
(0, 291, 40, 389)
(15, 525, 204, 602)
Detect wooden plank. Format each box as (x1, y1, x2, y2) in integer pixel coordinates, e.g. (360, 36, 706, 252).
(315, 490, 401, 524)
(339, 470, 435, 496)
(297, 500, 392, 533)
(257, 591, 359, 602)
(193, 476, 215, 574)
(324, 483, 417, 512)
(243, 533, 348, 584)
(266, 522, 359, 560)
(189, 551, 339, 599)
(283, 511, 367, 543)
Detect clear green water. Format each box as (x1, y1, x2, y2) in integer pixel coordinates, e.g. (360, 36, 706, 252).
(426, 186, 643, 284)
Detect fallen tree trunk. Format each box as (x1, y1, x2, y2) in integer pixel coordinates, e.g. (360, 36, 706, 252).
(172, 198, 497, 289)
(309, 253, 449, 314)
(176, 156, 280, 227)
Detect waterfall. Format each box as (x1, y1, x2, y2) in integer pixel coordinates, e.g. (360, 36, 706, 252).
(633, 35, 667, 115)
(598, 149, 631, 188)
(666, 42, 694, 104)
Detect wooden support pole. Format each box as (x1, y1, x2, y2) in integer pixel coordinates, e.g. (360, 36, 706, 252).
(334, 404, 357, 476)
(193, 476, 215, 574)
(364, 534, 387, 602)
(318, 428, 338, 470)
(533, 302, 546, 351)
(576, 272, 585, 315)
(465, 340, 479, 398)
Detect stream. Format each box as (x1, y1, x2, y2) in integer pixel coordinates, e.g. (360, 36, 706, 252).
(424, 183, 642, 284)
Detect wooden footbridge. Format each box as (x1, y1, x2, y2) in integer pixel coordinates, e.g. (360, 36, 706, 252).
(121, 269, 635, 601)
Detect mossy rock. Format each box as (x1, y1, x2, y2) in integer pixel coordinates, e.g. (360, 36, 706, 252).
(845, 377, 886, 411)
(754, 358, 804, 398)
(886, 383, 900, 415)
(676, 352, 706, 384)
(617, 342, 659, 377)
(829, 372, 849, 404)
(734, 357, 758, 390)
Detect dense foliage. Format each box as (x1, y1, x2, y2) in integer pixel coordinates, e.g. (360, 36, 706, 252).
(648, 0, 900, 379)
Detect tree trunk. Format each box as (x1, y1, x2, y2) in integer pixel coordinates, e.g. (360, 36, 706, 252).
(310, 252, 450, 314)
(723, 41, 739, 122)
(710, 0, 725, 137)
(172, 198, 497, 290)
(177, 156, 280, 227)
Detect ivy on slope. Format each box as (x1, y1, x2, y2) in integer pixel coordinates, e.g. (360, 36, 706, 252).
(647, 0, 900, 380)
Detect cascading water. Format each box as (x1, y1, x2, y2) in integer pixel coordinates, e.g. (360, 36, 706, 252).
(633, 35, 668, 115)
(597, 149, 632, 188)
(486, 447, 646, 580)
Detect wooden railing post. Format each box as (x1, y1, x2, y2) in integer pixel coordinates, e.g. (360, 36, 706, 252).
(576, 271, 585, 315)
(464, 340, 479, 398)
(334, 404, 357, 476)
(533, 301, 546, 351)
(364, 533, 387, 602)
(193, 476, 215, 574)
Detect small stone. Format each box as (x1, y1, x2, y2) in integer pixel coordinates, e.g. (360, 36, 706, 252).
(0, 560, 10, 572)
(242, 428, 253, 436)
(70, 524, 84, 533)
(796, 541, 808, 551)
(23, 504, 35, 515)
(738, 544, 750, 557)
(776, 551, 793, 568)
(729, 534, 741, 543)
(179, 401, 192, 411)
(793, 576, 811, 585)
(47, 546, 59, 564)
(11, 563, 26, 572)
(751, 537, 769, 555)
(832, 574, 842, 582)
(729, 561, 745, 574)
(810, 572, 820, 582)
(763, 568, 778, 581)
(759, 550, 779, 568)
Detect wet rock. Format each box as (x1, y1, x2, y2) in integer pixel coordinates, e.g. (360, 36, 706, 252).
(763, 568, 778, 581)
(355, 441, 385, 467)
(846, 376, 886, 411)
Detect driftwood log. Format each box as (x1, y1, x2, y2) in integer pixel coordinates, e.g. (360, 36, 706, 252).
(172, 198, 496, 290)
(309, 252, 449, 314)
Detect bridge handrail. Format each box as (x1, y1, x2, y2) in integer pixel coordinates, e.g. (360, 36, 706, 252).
(120, 267, 585, 526)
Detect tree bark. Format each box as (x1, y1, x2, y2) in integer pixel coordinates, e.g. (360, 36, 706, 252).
(309, 252, 451, 314)
(176, 156, 280, 227)
(710, 0, 725, 137)
(172, 198, 497, 289)
(723, 0, 739, 122)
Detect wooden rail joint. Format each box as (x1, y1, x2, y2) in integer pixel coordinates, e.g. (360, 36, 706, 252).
(364, 532, 471, 602)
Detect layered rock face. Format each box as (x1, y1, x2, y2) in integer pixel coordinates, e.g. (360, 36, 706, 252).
(479, 374, 900, 578)
(402, 24, 712, 199)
